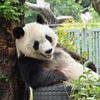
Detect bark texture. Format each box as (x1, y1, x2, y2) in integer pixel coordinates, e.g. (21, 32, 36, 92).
(0, 0, 29, 100)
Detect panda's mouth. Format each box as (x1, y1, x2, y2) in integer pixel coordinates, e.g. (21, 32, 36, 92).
(41, 53, 53, 59)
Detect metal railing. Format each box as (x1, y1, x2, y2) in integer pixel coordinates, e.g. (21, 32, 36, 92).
(65, 28, 100, 73)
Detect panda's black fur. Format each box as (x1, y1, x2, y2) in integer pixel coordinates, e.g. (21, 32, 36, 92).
(18, 53, 67, 89)
(13, 15, 98, 89)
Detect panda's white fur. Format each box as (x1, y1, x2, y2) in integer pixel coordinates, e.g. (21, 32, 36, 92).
(13, 15, 99, 89)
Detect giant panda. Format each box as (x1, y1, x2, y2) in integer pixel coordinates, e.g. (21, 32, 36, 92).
(13, 15, 99, 89)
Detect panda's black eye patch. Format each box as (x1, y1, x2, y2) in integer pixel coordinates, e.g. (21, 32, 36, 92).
(45, 35, 52, 43)
(33, 41, 39, 50)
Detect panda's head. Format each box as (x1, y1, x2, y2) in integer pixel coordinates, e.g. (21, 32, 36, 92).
(13, 15, 57, 60)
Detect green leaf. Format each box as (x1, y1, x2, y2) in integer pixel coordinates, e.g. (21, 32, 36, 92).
(83, 61, 90, 67)
(82, 51, 88, 58)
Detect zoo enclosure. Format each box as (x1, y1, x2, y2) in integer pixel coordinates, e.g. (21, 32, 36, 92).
(51, 26, 100, 74)
(65, 28, 100, 74)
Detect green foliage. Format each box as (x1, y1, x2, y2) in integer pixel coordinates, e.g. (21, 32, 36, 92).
(70, 79, 100, 99)
(25, 0, 39, 23)
(89, 5, 100, 21)
(46, 0, 83, 20)
(62, 19, 100, 30)
(82, 51, 88, 58)
(0, 75, 9, 82)
(70, 63, 100, 100)
(73, 0, 90, 8)
(0, 0, 27, 21)
(56, 26, 78, 51)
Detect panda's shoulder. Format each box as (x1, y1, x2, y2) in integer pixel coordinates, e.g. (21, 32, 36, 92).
(18, 54, 45, 68)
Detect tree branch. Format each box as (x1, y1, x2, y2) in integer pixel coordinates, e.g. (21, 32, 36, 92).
(25, 1, 57, 24)
(25, 1, 74, 24)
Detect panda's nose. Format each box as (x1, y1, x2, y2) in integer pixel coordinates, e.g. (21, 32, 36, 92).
(45, 49, 52, 53)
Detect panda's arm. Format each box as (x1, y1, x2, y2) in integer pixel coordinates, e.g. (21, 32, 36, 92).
(28, 69, 67, 89)
(18, 56, 67, 89)
(67, 50, 96, 72)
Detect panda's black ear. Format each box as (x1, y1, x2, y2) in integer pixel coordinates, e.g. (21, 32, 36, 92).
(13, 27, 24, 39)
(37, 14, 47, 24)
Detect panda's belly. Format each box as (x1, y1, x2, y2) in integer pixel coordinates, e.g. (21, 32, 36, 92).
(49, 48, 99, 80)
(60, 62, 84, 80)
(55, 55, 84, 80)
(49, 49, 84, 80)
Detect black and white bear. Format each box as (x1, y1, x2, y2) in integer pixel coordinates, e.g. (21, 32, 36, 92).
(13, 15, 99, 89)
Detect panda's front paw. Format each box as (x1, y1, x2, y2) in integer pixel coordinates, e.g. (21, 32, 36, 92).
(54, 69, 67, 81)
(43, 69, 67, 86)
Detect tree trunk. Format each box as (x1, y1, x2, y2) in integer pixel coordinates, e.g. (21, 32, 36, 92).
(92, 0, 100, 16)
(0, 0, 29, 100)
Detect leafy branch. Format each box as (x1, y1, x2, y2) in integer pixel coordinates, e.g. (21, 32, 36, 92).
(0, 0, 27, 21)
